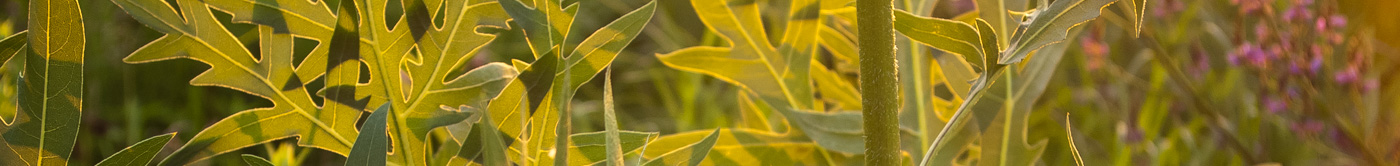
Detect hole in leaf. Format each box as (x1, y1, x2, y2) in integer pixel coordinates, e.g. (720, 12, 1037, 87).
(359, 61, 371, 84)
(434, 1, 446, 29)
(385, 0, 405, 30)
(306, 76, 325, 106)
(933, 83, 953, 100)
(292, 37, 318, 67)
(165, 0, 183, 16)
(212, 9, 261, 61)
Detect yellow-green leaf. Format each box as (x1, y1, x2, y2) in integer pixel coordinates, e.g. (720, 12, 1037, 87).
(643, 128, 720, 166)
(0, 0, 86, 165)
(0, 31, 26, 125)
(95, 133, 177, 166)
(242, 154, 275, 166)
(602, 68, 623, 166)
(999, 0, 1118, 64)
(893, 10, 985, 70)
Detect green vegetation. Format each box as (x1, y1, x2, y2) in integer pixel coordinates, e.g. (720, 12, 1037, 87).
(0, 0, 1396, 165)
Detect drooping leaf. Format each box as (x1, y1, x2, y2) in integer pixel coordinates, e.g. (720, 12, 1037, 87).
(0, 0, 85, 165)
(345, 104, 390, 166)
(893, 10, 984, 70)
(241, 154, 275, 166)
(95, 133, 178, 166)
(999, 0, 1118, 64)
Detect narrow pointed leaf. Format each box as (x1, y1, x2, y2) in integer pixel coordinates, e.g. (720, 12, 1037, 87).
(999, 0, 1117, 64)
(1127, 0, 1147, 37)
(95, 133, 177, 166)
(345, 104, 390, 166)
(241, 154, 275, 166)
(603, 68, 623, 166)
(642, 128, 720, 166)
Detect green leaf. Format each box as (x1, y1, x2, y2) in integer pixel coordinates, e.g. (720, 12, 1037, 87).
(451, 107, 509, 166)
(0, 31, 25, 125)
(974, 0, 1029, 45)
(660, 0, 905, 157)
(498, 0, 577, 57)
(566, 131, 658, 165)
(641, 128, 857, 165)
(111, 0, 362, 164)
(95, 133, 178, 166)
(345, 104, 390, 166)
(474, 108, 510, 166)
(478, 1, 654, 165)
(643, 128, 720, 166)
(999, 0, 1118, 64)
(112, 0, 517, 165)
(603, 68, 623, 166)
(1126, 0, 1147, 37)
(0, 0, 85, 165)
(920, 25, 1084, 166)
(241, 154, 275, 166)
(810, 62, 860, 110)
(1067, 114, 1084, 166)
(893, 10, 984, 70)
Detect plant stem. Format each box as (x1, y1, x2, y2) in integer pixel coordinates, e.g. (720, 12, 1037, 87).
(858, 0, 899, 165)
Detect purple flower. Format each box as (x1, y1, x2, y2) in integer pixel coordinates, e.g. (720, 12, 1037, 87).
(1335, 67, 1358, 84)
(1255, 23, 1271, 41)
(1316, 18, 1328, 32)
(1295, 0, 1314, 6)
(1365, 79, 1379, 91)
(1289, 63, 1303, 75)
(1265, 97, 1286, 113)
(1290, 120, 1324, 134)
(1284, 7, 1310, 21)
(1309, 54, 1323, 74)
(1329, 15, 1347, 28)
(1234, 0, 1269, 14)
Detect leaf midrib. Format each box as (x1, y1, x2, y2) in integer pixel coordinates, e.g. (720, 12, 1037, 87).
(37, 0, 53, 164)
(182, 33, 353, 148)
(1007, 0, 1086, 57)
(715, 3, 800, 108)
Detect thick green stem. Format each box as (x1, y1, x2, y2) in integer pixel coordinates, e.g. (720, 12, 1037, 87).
(858, 0, 899, 165)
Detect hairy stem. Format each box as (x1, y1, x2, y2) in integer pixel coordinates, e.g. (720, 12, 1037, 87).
(858, 0, 899, 165)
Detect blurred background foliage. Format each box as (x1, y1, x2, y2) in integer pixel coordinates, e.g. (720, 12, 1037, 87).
(0, 0, 1396, 165)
